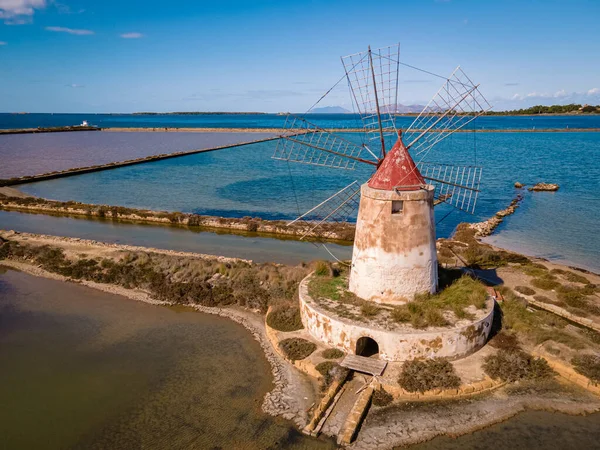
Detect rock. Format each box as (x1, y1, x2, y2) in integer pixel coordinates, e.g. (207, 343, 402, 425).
(514, 182, 524, 188)
(528, 183, 559, 192)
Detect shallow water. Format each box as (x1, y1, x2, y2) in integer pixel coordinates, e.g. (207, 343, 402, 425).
(410, 410, 600, 450)
(0, 267, 335, 449)
(0, 210, 352, 264)
(17, 132, 600, 272)
(0, 131, 275, 178)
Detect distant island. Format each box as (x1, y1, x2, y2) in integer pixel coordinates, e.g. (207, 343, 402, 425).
(484, 103, 600, 116)
(132, 111, 268, 115)
(308, 106, 351, 114)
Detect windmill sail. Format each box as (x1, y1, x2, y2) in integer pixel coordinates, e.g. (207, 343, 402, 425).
(404, 66, 492, 160)
(417, 162, 482, 214)
(272, 115, 378, 169)
(287, 181, 360, 240)
(341, 44, 400, 158)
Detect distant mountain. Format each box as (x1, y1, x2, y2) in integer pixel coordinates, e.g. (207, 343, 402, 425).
(306, 104, 434, 114)
(307, 106, 352, 114)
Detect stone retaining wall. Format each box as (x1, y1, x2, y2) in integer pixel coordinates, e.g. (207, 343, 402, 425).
(527, 297, 600, 333)
(533, 350, 600, 396)
(299, 275, 495, 362)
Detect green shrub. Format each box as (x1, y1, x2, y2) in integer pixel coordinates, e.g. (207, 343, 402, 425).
(482, 350, 554, 382)
(398, 358, 461, 393)
(371, 388, 393, 407)
(321, 348, 344, 359)
(266, 306, 303, 332)
(515, 285, 536, 296)
(571, 354, 600, 384)
(279, 338, 316, 361)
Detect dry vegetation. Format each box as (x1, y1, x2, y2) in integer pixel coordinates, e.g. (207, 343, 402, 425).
(572, 354, 600, 384)
(0, 237, 307, 313)
(398, 358, 461, 393)
(279, 338, 316, 361)
(371, 388, 393, 407)
(266, 305, 304, 332)
(321, 348, 344, 359)
(482, 350, 554, 382)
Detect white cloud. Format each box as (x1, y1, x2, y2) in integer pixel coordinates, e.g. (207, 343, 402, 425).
(553, 89, 567, 98)
(0, 0, 46, 24)
(588, 88, 600, 96)
(66, 83, 84, 88)
(120, 32, 143, 39)
(45, 26, 94, 35)
(0, 41, 7, 45)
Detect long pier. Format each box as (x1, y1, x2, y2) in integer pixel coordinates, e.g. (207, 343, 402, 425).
(0, 126, 101, 135)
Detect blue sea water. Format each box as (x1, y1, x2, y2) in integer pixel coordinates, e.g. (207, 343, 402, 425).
(2, 113, 600, 131)
(16, 131, 600, 272)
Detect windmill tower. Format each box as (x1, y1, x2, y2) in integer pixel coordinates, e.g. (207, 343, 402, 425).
(274, 44, 490, 305)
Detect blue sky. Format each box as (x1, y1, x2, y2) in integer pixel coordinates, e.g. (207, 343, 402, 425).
(1, 0, 599, 113)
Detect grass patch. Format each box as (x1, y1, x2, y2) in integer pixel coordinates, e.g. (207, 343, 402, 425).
(571, 354, 600, 384)
(314, 260, 333, 277)
(308, 275, 351, 302)
(266, 306, 303, 332)
(360, 302, 381, 317)
(482, 350, 554, 382)
(372, 388, 393, 407)
(563, 271, 589, 284)
(499, 294, 586, 349)
(391, 276, 488, 329)
(515, 285, 536, 296)
(398, 358, 461, 393)
(531, 277, 560, 291)
(279, 338, 316, 361)
(321, 348, 344, 359)
(533, 295, 554, 304)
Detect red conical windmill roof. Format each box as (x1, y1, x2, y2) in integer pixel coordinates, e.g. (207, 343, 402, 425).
(368, 135, 425, 191)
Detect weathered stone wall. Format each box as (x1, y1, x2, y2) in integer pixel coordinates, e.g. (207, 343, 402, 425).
(349, 184, 437, 303)
(300, 276, 494, 362)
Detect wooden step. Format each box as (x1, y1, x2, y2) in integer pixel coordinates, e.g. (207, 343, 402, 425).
(340, 354, 387, 376)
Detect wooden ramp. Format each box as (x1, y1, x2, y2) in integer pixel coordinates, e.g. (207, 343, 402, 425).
(340, 355, 387, 376)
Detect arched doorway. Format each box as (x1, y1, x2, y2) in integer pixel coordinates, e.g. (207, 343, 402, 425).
(355, 336, 379, 357)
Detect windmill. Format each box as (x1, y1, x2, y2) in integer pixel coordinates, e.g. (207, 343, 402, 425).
(273, 44, 491, 303)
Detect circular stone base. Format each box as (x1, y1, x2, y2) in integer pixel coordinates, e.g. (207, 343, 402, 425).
(299, 274, 495, 362)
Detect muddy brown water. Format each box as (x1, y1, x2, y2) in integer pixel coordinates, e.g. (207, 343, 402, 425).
(0, 267, 335, 449)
